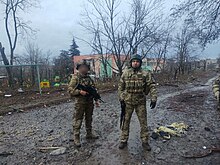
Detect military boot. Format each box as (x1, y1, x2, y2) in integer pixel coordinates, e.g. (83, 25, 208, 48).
(74, 135, 81, 147)
(86, 130, 99, 139)
(142, 142, 151, 151)
(119, 142, 127, 149)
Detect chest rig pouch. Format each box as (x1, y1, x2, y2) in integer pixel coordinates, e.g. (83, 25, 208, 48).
(125, 70, 146, 94)
(78, 76, 93, 86)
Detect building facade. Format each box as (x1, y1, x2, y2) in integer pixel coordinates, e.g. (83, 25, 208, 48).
(72, 54, 127, 78)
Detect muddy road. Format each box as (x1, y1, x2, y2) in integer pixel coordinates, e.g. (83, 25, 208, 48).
(0, 76, 220, 165)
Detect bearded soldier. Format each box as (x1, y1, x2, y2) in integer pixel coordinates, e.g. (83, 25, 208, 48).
(68, 60, 99, 147)
(118, 54, 157, 150)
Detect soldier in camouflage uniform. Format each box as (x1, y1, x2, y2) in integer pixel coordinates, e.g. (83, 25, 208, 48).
(213, 76, 220, 110)
(118, 54, 157, 150)
(68, 60, 99, 147)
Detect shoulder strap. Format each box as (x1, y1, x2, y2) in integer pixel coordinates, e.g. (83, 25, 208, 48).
(73, 73, 80, 90)
(88, 75, 95, 86)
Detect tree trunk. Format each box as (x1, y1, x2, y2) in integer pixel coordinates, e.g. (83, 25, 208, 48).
(19, 66, 23, 87)
(31, 66, 36, 86)
(203, 60, 207, 71)
(103, 61, 108, 79)
(100, 56, 109, 79)
(0, 43, 14, 87)
(174, 69, 178, 80)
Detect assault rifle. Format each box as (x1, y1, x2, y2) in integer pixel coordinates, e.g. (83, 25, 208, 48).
(76, 84, 104, 103)
(120, 100, 126, 129)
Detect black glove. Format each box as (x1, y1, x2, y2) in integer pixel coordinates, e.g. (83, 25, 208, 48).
(150, 101, 156, 109)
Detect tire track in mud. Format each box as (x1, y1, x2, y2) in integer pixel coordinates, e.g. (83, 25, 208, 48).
(157, 76, 218, 103)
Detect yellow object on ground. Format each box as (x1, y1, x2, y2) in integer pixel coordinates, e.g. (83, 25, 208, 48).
(154, 122, 189, 139)
(40, 81, 50, 88)
(169, 122, 189, 133)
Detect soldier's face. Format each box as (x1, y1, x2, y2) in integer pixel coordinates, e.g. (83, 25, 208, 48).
(131, 59, 141, 68)
(78, 65, 89, 74)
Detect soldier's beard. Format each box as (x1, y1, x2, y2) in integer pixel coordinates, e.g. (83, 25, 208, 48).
(131, 64, 141, 70)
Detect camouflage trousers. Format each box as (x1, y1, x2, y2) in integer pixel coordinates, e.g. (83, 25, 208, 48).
(120, 103, 148, 143)
(73, 101, 94, 136)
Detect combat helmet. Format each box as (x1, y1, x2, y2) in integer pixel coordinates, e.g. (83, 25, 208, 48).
(129, 54, 142, 65)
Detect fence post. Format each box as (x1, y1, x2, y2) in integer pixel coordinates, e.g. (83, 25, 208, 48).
(36, 65, 42, 95)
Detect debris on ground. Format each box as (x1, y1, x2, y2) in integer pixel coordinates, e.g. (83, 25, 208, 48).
(38, 147, 67, 156)
(50, 147, 67, 156)
(38, 147, 62, 153)
(152, 122, 189, 140)
(0, 152, 13, 157)
(17, 88, 24, 93)
(182, 147, 220, 158)
(4, 94, 12, 97)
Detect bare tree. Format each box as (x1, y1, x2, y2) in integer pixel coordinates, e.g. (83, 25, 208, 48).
(22, 42, 42, 86)
(41, 50, 52, 81)
(0, 0, 38, 65)
(78, 19, 110, 78)
(0, 42, 14, 84)
(150, 21, 174, 72)
(81, 0, 128, 76)
(152, 34, 171, 72)
(0, 0, 39, 86)
(126, 0, 163, 56)
(13, 43, 52, 86)
(173, 24, 199, 75)
(80, 0, 165, 76)
(171, 0, 220, 47)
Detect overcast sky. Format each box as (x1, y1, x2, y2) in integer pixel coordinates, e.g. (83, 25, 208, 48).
(0, 0, 219, 59)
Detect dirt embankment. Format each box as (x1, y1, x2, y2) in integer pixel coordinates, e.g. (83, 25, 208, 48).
(0, 80, 118, 116)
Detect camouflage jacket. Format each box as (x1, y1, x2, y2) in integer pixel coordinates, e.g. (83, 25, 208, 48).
(213, 76, 220, 94)
(118, 67, 157, 105)
(68, 73, 95, 103)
